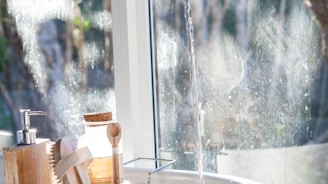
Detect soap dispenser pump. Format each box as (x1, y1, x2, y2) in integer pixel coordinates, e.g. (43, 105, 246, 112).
(17, 109, 47, 145)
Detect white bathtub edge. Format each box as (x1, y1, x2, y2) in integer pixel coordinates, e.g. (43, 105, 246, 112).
(124, 167, 261, 184)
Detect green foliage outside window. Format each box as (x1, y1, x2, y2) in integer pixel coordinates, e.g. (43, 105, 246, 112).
(0, 37, 9, 72)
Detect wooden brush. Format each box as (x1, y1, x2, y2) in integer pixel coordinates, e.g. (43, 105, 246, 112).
(54, 138, 93, 184)
(46, 141, 62, 184)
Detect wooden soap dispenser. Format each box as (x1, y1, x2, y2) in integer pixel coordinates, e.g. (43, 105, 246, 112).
(3, 109, 52, 184)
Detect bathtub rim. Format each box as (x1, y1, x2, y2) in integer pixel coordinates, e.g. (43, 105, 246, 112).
(123, 167, 261, 184)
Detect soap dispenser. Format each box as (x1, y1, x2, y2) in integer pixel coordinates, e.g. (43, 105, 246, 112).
(17, 109, 47, 145)
(3, 109, 52, 184)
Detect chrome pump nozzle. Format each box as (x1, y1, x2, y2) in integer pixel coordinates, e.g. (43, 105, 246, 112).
(17, 109, 47, 145)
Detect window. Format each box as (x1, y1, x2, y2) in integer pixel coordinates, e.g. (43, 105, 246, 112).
(0, 0, 155, 163)
(1, 0, 328, 184)
(0, 0, 116, 144)
(151, 0, 327, 183)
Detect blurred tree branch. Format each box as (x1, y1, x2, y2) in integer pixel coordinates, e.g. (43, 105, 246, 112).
(305, 0, 328, 143)
(305, 0, 328, 63)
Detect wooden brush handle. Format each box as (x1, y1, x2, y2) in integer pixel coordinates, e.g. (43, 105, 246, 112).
(55, 146, 93, 183)
(112, 150, 123, 184)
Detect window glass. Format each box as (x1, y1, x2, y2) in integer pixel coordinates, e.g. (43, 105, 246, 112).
(152, 0, 326, 183)
(0, 0, 115, 144)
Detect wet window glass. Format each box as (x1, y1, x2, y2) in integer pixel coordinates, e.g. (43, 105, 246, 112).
(0, 0, 115, 143)
(151, 0, 327, 183)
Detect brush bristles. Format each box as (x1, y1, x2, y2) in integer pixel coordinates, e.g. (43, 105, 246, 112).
(47, 142, 62, 184)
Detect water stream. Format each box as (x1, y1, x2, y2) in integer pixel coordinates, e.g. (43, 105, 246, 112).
(183, 0, 204, 183)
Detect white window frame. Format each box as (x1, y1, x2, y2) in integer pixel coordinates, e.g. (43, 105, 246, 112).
(111, 0, 155, 162)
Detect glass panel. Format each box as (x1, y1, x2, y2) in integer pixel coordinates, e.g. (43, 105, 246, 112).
(152, 0, 326, 183)
(0, 0, 115, 145)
